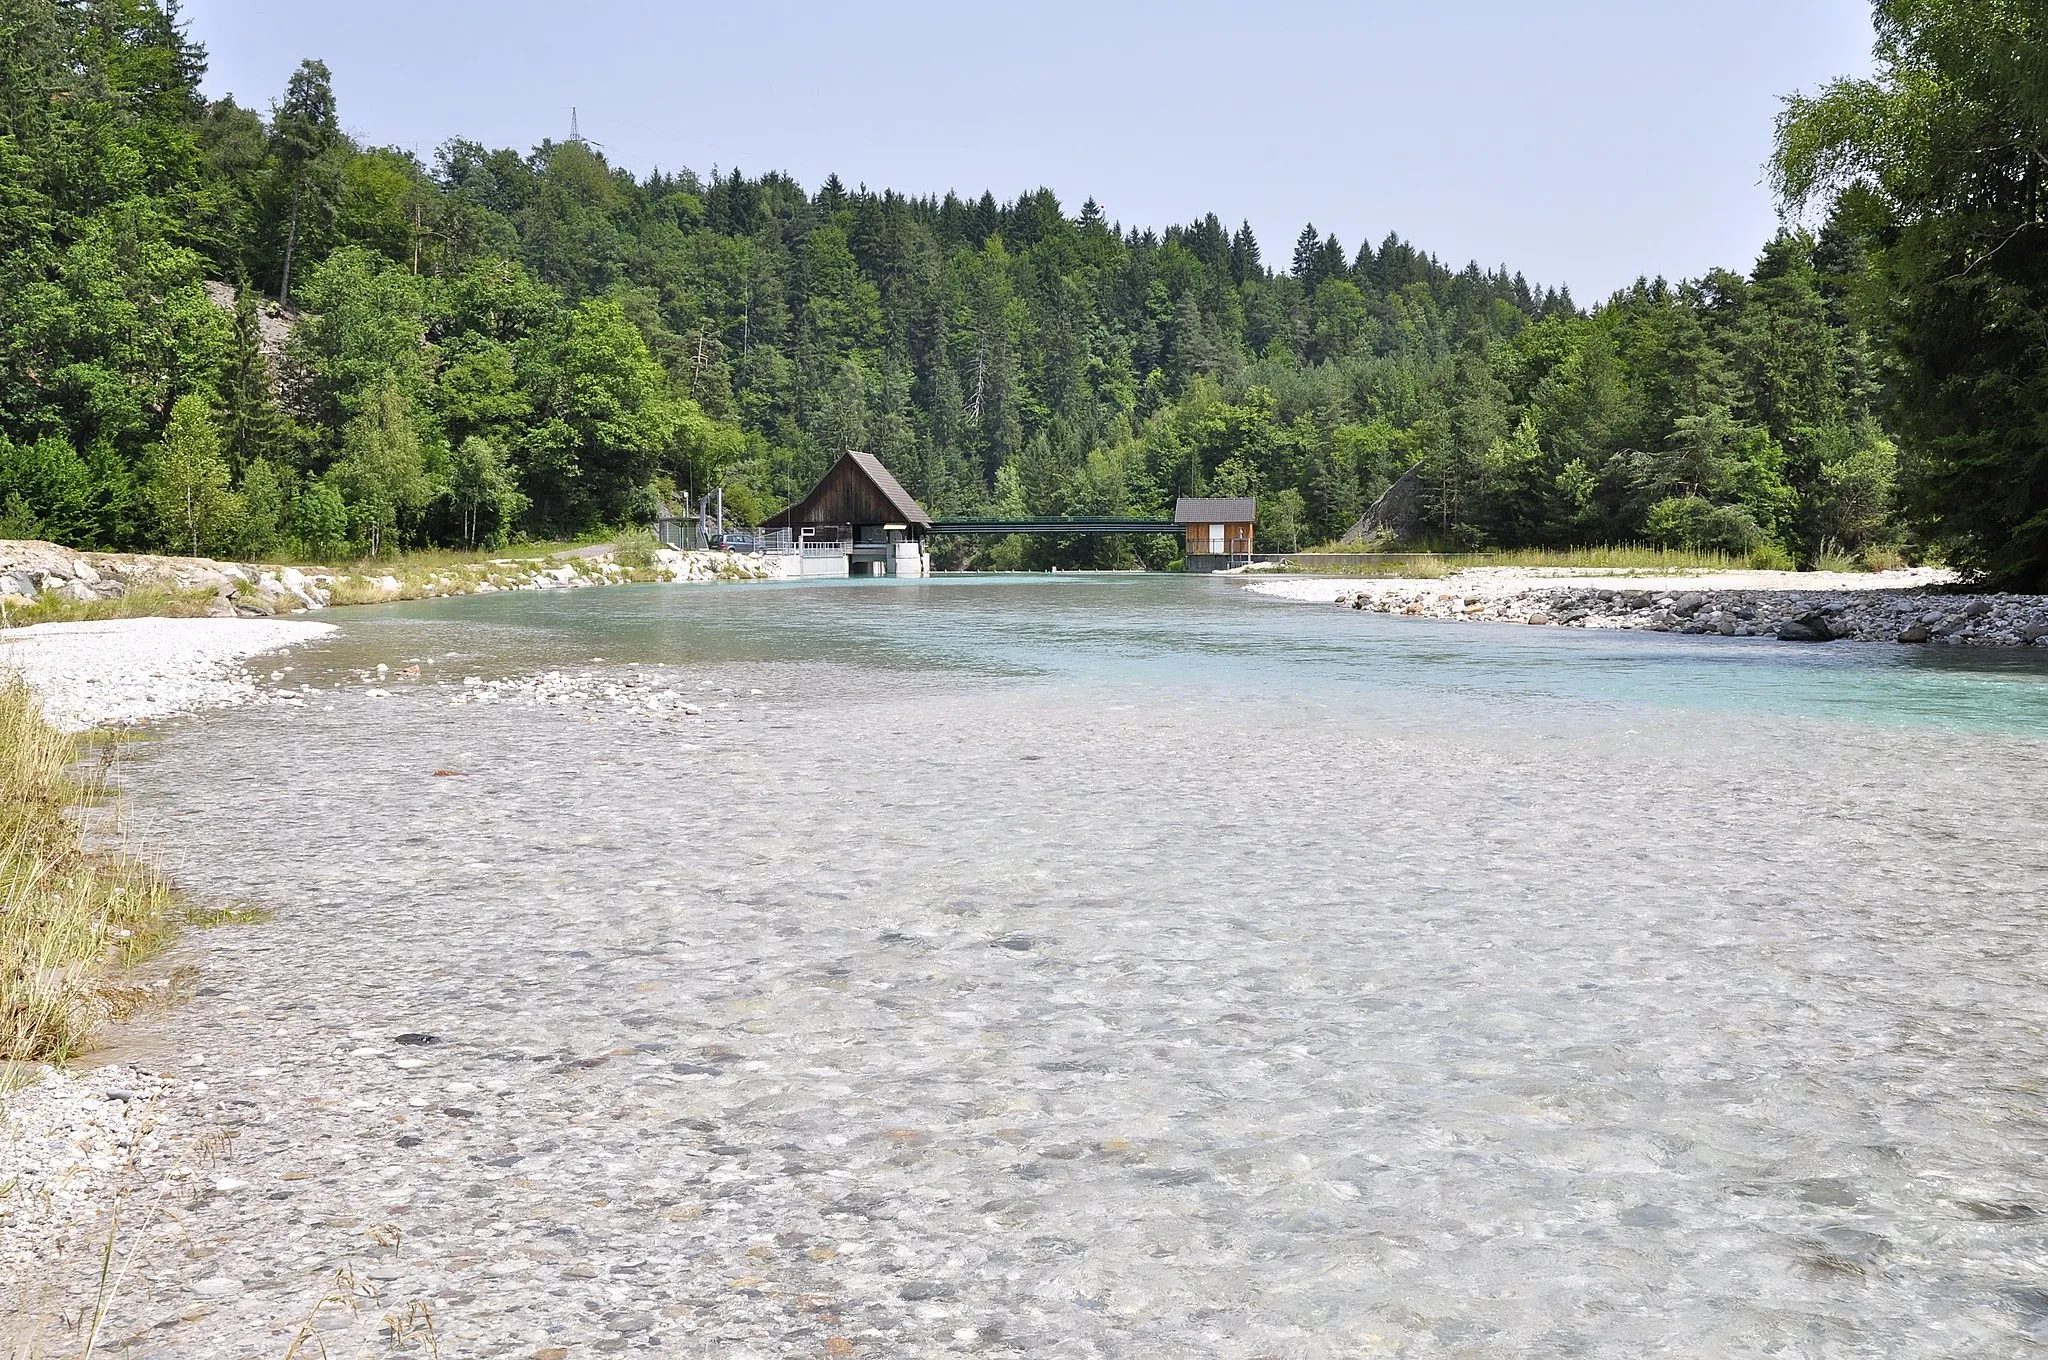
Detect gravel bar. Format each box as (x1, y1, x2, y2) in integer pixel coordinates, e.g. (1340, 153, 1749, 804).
(0, 617, 339, 731)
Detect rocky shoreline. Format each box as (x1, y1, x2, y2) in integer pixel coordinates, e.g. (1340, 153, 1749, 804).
(0, 538, 777, 619)
(1247, 567, 2048, 646)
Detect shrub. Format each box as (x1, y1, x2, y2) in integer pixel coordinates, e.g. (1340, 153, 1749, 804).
(1747, 542, 1796, 570)
(613, 528, 657, 570)
(294, 481, 349, 560)
(1644, 495, 1766, 555)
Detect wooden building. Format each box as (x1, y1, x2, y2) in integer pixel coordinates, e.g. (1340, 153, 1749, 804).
(1175, 497, 1256, 569)
(761, 450, 933, 576)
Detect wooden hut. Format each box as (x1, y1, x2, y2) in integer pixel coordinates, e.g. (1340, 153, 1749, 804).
(1175, 497, 1256, 570)
(761, 450, 932, 577)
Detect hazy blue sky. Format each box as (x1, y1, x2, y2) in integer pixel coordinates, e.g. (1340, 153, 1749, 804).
(181, 0, 1875, 300)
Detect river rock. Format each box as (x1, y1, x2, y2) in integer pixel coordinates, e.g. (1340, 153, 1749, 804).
(1898, 622, 1931, 644)
(1671, 592, 1706, 618)
(1777, 613, 1835, 643)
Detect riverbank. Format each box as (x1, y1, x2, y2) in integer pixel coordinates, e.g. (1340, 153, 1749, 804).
(0, 617, 341, 731)
(0, 537, 776, 625)
(1245, 565, 2048, 645)
(0, 613, 342, 1342)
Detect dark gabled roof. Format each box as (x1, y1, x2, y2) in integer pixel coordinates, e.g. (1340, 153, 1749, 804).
(1174, 496, 1257, 523)
(761, 450, 933, 530)
(843, 450, 930, 526)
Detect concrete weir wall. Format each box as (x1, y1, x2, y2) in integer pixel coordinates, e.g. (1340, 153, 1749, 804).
(767, 551, 849, 579)
(765, 542, 928, 578)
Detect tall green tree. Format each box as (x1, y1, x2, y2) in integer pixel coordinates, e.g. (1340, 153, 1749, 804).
(448, 434, 525, 546)
(329, 373, 439, 554)
(272, 58, 338, 304)
(147, 395, 239, 556)
(1775, 0, 2048, 584)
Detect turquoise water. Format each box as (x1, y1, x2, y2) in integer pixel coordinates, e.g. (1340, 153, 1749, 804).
(98, 575, 2048, 1357)
(327, 573, 2048, 737)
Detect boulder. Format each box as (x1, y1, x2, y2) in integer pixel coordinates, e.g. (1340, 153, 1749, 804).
(1964, 598, 1994, 618)
(1526, 612, 1549, 626)
(1777, 613, 1836, 643)
(1671, 592, 1706, 617)
(1898, 622, 1931, 644)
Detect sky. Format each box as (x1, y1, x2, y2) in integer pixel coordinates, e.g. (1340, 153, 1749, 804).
(180, 0, 1877, 301)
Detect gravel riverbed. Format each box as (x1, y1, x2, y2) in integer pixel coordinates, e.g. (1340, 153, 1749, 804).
(0, 616, 340, 730)
(11, 579, 2048, 1356)
(1245, 567, 2048, 645)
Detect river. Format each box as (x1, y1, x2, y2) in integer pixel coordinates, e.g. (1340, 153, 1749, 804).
(64, 575, 2048, 1355)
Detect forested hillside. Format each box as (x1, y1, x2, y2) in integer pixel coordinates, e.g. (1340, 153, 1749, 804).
(0, 0, 1918, 570)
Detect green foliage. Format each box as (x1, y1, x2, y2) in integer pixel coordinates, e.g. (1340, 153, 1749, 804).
(273, 58, 339, 303)
(448, 434, 526, 547)
(519, 296, 684, 531)
(293, 479, 347, 557)
(0, 0, 1916, 570)
(1643, 496, 1765, 555)
(328, 374, 440, 554)
(1810, 418, 1897, 551)
(0, 436, 97, 545)
(146, 396, 240, 557)
(239, 455, 287, 555)
(1775, 0, 2048, 586)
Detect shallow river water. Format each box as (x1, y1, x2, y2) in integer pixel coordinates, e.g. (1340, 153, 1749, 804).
(42, 576, 2048, 1356)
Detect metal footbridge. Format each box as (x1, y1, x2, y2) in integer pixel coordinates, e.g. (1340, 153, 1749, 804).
(928, 518, 1182, 536)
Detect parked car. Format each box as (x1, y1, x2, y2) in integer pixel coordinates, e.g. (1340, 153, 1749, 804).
(709, 531, 758, 552)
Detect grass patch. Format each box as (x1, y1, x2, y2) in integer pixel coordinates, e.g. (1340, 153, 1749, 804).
(0, 679, 185, 1064)
(0, 585, 218, 629)
(182, 902, 272, 928)
(1284, 556, 1463, 578)
(267, 540, 583, 572)
(1282, 544, 1785, 576)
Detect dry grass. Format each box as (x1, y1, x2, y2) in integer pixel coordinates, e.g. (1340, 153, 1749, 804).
(0, 679, 183, 1064)
(0, 586, 218, 629)
(269, 540, 583, 572)
(1282, 544, 1791, 577)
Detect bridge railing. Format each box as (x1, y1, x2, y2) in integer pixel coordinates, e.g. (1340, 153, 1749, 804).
(928, 518, 1182, 536)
